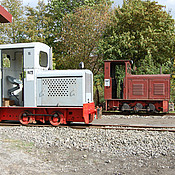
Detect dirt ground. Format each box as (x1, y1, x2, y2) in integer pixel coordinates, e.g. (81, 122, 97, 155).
(0, 115, 175, 175)
(0, 138, 174, 175)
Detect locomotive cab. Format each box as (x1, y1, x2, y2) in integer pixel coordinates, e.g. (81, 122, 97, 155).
(0, 42, 51, 107)
(104, 60, 132, 101)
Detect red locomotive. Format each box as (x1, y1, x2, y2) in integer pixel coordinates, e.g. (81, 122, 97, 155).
(104, 60, 170, 112)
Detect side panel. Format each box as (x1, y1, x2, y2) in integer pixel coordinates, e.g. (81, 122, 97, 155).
(37, 77, 83, 106)
(149, 79, 170, 100)
(128, 79, 148, 99)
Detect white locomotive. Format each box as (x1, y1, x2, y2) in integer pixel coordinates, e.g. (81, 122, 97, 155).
(0, 42, 96, 126)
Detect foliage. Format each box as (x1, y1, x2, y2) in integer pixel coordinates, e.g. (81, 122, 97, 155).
(23, 0, 50, 43)
(57, 5, 111, 73)
(0, 0, 25, 43)
(94, 73, 104, 105)
(101, 0, 175, 74)
(46, 1, 112, 105)
(46, 0, 112, 68)
(0, 0, 50, 44)
(46, 0, 112, 44)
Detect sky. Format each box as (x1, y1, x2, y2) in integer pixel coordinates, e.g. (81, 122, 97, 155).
(22, 0, 175, 19)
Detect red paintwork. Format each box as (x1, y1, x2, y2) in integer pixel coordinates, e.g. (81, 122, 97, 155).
(83, 102, 96, 124)
(104, 60, 171, 112)
(163, 101, 169, 112)
(104, 61, 111, 99)
(0, 5, 12, 23)
(104, 60, 131, 100)
(127, 74, 170, 100)
(0, 102, 96, 126)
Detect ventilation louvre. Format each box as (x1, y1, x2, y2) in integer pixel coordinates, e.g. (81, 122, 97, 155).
(132, 84, 144, 95)
(42, 78, 77, 97)
(153, 83, 165, 95)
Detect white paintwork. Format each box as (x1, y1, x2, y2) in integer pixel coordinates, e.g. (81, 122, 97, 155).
(0, 42, 93, 107)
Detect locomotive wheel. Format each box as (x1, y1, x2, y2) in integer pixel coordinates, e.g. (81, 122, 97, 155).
(134, 103, 143, 112)
(148, 103, 156, 112)
(49, 111, 63, 126)
(121, 103, 130, 111)
(19, 111, 31, 125)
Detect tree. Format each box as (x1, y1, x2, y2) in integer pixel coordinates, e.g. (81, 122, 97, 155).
(56, 4, 111, 106)
(46, 0, 112, 64)
(57, 5, 111, 73)
(24, 0, 50, 43)
(101, 0, 175, 74)
(0, 0, 25, 43)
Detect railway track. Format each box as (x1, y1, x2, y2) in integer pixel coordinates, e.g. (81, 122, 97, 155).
(102, 111, 175, 116)
(0, 122, 175, 132)
(69, 123, 175, 132)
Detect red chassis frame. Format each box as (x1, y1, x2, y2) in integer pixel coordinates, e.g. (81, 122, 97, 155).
(106, 99, 169, 112)
(0, 102, 96, 126)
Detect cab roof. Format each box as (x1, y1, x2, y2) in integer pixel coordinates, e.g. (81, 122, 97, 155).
(0, 42, 49, 50)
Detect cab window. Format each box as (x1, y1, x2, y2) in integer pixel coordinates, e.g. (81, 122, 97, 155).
(3, 54, 10, 68)
(39, 51, 48, 67)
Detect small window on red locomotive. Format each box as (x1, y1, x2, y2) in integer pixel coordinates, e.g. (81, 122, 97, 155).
(39, 51, 48, 67)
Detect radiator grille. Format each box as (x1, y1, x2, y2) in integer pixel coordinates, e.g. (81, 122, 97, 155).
(42, 78, 77, 97)
(85, 73, 92, 93)
(133, 84, 144, 95)
(153, 83, 165, 95)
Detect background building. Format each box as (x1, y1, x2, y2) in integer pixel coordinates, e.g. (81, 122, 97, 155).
(0, 5, 12, 23)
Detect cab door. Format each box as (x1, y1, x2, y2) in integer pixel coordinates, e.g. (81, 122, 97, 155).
(23, 48, 36, 107)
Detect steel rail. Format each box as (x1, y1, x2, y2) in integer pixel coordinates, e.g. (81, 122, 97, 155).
(69, 123, 175, 132)
(1, 122, 175, 132)
(69, 126, 175, 132)
(89, 123, 175, 128)
(102, 111, 175, 116)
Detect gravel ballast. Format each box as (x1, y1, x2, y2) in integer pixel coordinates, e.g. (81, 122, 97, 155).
(0, 116, 175, 175)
